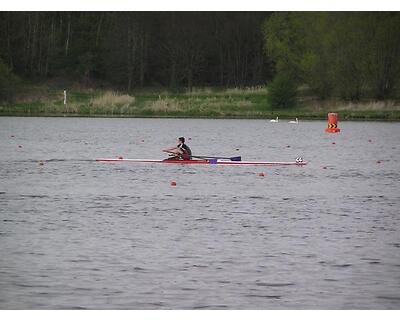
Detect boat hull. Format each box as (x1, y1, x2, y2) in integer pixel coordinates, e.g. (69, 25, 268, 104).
(95, 158, 307, 166)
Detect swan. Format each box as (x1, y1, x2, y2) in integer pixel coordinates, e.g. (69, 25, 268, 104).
(289, 118, 298, 124)
(270, 116, 279, 123)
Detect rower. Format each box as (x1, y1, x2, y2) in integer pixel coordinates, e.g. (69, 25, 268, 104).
(162, 137, 192, 160)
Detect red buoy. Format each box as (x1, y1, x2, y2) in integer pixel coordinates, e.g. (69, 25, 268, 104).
(376, 160, 381, 164)
(325, 113, 341, 133)
(118, 156, 123, 159)
(332, 142, 336, 145)
(258, 172, 265, 177)
(170, 181, 177, 186)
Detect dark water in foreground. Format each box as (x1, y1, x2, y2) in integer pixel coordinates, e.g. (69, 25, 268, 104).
(0, 117, 399, 309)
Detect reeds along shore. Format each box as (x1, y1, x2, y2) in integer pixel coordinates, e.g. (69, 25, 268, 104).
(1, 87, 399, 120)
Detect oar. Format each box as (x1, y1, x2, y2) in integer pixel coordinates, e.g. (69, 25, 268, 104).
(192, 155, 241, 161)
(162, 150, 241, 161)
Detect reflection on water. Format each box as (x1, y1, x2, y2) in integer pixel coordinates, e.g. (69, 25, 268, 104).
(0, 117, 400, 309)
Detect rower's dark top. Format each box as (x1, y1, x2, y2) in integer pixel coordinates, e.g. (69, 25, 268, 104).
(178, 143, 192, 160)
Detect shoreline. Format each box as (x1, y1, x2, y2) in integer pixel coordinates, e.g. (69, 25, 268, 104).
(2, 87, 399, 121)
(1, 113, 399, 121)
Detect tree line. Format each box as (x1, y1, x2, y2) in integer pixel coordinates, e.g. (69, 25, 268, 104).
(264, 12, 400, 101)
(1, 12, 399, 103)
(0, 12, 271, 92)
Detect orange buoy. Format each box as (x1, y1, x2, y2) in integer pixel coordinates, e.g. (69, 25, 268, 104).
(258, 172, 265, 177)
(170, 181, 177, 186)
(325, 113, 340, 133)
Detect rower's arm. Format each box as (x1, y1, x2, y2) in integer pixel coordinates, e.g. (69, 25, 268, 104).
(163, 147, 182, 154)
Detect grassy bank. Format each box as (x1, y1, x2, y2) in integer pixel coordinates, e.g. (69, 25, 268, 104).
(1, 86, 400, 120)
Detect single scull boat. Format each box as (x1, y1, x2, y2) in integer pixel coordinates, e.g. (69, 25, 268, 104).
(95, 158, 307, 166)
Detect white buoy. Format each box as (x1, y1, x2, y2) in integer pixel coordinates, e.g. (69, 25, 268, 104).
(270, 116, 279, 123)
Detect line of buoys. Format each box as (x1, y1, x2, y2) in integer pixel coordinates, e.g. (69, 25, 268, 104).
(325, 113, 340, 133)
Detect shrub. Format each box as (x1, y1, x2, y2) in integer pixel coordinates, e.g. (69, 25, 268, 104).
(90, 91, 135, 108)
(267, 73, 297, 109)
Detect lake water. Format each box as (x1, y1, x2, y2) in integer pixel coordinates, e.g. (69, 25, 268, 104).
(0, 117, 399, 309)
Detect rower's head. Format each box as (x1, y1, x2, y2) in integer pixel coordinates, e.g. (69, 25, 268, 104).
(178, 137, 185, 144)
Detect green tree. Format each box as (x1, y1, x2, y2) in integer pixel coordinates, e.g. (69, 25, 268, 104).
(263, 12, 306, 81)
(263, 12, 400, 101)
(298, 13, 335, 99)
(364, 12, 400, 99)
(0, 58, 20, 101)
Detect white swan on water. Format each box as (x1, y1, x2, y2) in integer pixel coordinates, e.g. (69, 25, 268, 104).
(289, 118, 298, 124)
(270, 117, 279, 123)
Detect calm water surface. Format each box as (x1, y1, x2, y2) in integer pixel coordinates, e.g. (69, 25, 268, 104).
(0, 117, 399, 309)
